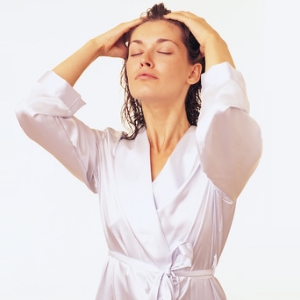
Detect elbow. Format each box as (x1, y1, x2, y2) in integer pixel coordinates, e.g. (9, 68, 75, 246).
(198, 108, 263, 201)
(15, 100, 44, 141)
(228, 128, 263, 200)
(15, 101, 32, 132)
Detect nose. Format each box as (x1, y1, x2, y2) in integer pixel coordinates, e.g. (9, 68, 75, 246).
(140, 52, 153, 68)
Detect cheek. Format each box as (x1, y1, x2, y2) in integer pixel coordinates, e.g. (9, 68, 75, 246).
(166, 64, 189, 83)
(125, 64, 138, 97)
(125, 61, 135, 81)
(161, 57, 189, 75)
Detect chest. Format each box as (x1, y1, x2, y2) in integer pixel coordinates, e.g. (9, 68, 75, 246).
(150, 148, 173, 181)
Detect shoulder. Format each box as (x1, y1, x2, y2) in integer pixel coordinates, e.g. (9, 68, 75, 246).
(95, 127, 123, 156)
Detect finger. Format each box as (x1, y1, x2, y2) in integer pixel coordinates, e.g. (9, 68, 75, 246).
(164, 11, 195, 21)
(107, 18, 143, 47)
(119, 18, 144, 34)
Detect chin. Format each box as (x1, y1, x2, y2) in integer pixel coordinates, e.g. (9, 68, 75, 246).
(129, 80, 163, 99)
(133, 93, 162, 104)
(130, 89, 159, 102)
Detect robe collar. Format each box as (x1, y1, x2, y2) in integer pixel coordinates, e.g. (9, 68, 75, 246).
(114, 128, 171, 267)
(114, 126, 200, 268)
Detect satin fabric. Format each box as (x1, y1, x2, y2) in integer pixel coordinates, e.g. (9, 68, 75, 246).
(16, 62, 262, 299)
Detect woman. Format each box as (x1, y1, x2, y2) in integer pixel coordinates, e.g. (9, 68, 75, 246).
(16, 3, 262, 300)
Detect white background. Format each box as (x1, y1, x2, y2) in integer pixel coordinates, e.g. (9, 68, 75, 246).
(1, 0, 299, 299)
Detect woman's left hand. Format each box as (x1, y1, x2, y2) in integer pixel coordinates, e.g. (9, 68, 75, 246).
(165, 11, 235, 70)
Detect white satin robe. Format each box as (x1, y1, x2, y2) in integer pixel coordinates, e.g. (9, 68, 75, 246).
(16, 62, 262, 299)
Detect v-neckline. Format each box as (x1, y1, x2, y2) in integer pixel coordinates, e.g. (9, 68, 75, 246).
(148, 126, 196, 184)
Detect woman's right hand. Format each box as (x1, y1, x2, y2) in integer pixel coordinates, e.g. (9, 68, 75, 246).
(94, 18, 143, 58)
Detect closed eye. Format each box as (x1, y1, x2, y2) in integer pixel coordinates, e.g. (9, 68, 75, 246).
(157, 52, 172, 55)
(130, 53, 143, 57)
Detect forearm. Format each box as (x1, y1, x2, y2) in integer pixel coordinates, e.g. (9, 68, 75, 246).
(52, 17, 144, 86)
(203, 33, 235, 71)
(52, 38, 102, 87)
(16, 71, 100, 192)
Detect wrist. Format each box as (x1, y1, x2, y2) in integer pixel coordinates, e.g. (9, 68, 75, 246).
(202, 32, 224, 49)
(90, 37, 106, 57)
(202, 34, 235, 70)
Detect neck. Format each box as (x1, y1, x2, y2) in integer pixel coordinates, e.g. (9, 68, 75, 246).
(142, 102, 190, 153)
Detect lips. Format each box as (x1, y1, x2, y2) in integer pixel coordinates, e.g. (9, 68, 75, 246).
(135, 72, 158, 80)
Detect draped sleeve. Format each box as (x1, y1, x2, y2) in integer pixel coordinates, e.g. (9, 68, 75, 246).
(196, 62, 262, 200)
(15, 71, 110, 193)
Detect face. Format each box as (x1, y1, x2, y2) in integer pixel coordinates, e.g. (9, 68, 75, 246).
(126, 20, 197, 107)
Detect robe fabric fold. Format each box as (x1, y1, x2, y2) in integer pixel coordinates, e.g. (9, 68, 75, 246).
(16, 62, 262, 299)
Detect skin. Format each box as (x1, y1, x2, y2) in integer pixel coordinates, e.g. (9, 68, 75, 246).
(164, 11, 235, 70)
(52, 11, 235, 181)
(126, 20, 201, 180)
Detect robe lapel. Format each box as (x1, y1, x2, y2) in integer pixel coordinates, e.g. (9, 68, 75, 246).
(152, 126, 199, 208)
(152, 126, 203, 252)
(114, 129, 171, 266)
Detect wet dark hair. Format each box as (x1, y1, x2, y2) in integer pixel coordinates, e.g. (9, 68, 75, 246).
(120, 3, 205, 139)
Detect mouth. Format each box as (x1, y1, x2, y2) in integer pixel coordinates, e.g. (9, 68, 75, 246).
(135, 73, 158, 80)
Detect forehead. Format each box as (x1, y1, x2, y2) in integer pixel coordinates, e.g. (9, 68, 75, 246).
(130, 20, 183, 42)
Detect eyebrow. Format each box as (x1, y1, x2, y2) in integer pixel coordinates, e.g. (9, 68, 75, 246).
(129, 38, 179, 47)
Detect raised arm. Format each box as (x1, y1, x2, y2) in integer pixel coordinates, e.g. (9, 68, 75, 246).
(198, 63, 262, 200)
(165, 12, 262, 200)
(16, 19, 142, 192)
(53, 18, 143, 86)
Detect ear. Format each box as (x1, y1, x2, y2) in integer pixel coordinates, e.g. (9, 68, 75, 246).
(187, 63, 202, 85)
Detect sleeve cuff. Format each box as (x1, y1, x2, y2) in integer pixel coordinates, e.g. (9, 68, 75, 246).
(201, 62, 246, 93)
(38, 71, 85, 114)
(200, 62, 250, 114)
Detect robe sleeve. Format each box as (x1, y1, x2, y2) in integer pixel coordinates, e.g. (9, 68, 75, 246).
(196, 62, 263, 201)
(15, 71, 103, 193)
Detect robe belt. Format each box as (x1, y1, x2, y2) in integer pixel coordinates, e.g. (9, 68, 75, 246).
(108, 250, 215, 300)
